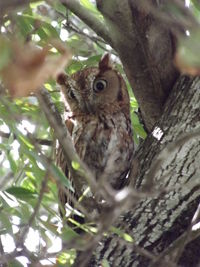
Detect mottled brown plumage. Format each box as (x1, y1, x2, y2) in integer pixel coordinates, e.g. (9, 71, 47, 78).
(56, 54, 134, 219)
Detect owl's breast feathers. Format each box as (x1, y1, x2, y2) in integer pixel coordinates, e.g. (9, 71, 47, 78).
(68, 110, 134, 190)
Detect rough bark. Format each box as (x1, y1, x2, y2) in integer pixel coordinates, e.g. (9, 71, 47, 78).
(89, 75, 200, 267)
(62, 2, 200, 266)
(96, 0, 179, 130)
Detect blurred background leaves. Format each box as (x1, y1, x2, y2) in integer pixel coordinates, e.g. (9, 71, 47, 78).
(1, 0, 199, 266)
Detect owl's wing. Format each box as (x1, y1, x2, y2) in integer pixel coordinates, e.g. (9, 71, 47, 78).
(65, 118, 74, 136)
(56, 118, 74, 217)
(56, 121, 86, 231)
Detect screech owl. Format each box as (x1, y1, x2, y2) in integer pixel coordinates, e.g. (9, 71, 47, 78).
(56, 54, 134, 219)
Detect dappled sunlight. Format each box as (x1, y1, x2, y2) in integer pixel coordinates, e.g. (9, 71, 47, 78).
(0, 0, 199, 266)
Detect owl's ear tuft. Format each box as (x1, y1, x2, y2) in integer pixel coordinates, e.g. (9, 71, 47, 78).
(99, 53, 112, 71)
(56, 73, 68, 85)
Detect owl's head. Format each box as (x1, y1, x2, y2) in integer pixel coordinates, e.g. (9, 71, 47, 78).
(57, 54, 130, 116)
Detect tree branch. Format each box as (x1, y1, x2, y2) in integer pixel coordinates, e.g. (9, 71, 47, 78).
(135, 0, 198, 33)
(16, 171, 49, 248)
(63, 20, 116, 54)
(95, 0, 179, 130)
(0, 130, 52, 146)
(36, 88, 98, 195)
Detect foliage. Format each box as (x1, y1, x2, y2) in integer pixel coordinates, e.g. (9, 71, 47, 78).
(0, 0, 199, 266)
(0, 1, 146, 265)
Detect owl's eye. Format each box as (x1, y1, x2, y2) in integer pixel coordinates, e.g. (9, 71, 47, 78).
(93, 79, 107, 92)
(68, 90, 75, 99)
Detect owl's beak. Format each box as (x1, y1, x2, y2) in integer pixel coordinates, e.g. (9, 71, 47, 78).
(78, 89, 95, 114)
(83, 100, 95, 114)
(78, 98, 94, 114)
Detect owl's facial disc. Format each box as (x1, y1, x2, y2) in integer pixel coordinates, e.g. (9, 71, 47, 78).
(91, 69, 122, 107)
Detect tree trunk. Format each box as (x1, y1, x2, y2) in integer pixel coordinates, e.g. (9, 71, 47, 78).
(96, 0, 179, 130)
(63, 2, 200, 266)
(89, 75, 200, 267)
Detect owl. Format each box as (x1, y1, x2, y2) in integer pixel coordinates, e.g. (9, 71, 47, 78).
(56, 54, 134, 221)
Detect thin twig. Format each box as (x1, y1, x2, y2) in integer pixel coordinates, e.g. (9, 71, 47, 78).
(0, 172, 13, 190)
(61, 0, 113, 46)
(0, 237, 5, 258)
(16, 171, 50, 248)
(0, 130, 52, 146)
(37, 88, 99, 195)
(149, 226, 200, 267)
(172, 202, 200, 264)
(63, 22, 115, 54)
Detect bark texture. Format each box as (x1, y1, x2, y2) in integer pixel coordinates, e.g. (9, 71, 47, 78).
(96, 0, 179, 130)
(89, 76, 200, 267)
(63, 2, 200, 266)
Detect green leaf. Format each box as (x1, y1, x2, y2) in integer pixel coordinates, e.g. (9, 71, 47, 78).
(0, 36, 11, 70)
(0, 211, 12, 232)
(67, 60, 84, 74)
(80, 0, 102, 17)
(71, 161, 80, 170)
(61, 227, 79, 242)
(0, 143, 9, 151)
(123, 233, 134, 242)
(8, 259, 24, 267)
(0, 229, 7, 235)
(39, 218, 58, 235)
(82, 54, 102, 67)
(20, 204, 32, 220)
(39, 227, 53, 247)
(16, 15, 33, 37)
(21, 176, 36, 192)
(17, 13, 59, 40)
(191, 0, 200, 11)
(130, 97, 138, 110)
(68, 36, 92, 57)
(53, 2, 67, 16)
(0, 194, 15, 209)
(131, 112, 147, 140)
(51, 163, 74, 192)
(30, 1, 44, 9)
(42, 22, 59, 38)
(5, 186, 37, 200)
(36, 27, 49, 40)
(110, 226, 134, 243)
(131, 112, 140, 125)
(7, 152, 17, 173)
(42, 204, 57, 217)
(133, 131, 139, 145)
(102, 259, 110, 267)
(57, 250, 76, 266)
(54, 101, 65, 114)
(134, 124, 147, 139)
(177, 29, 200, 68)
(18, 135, 34, 149)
